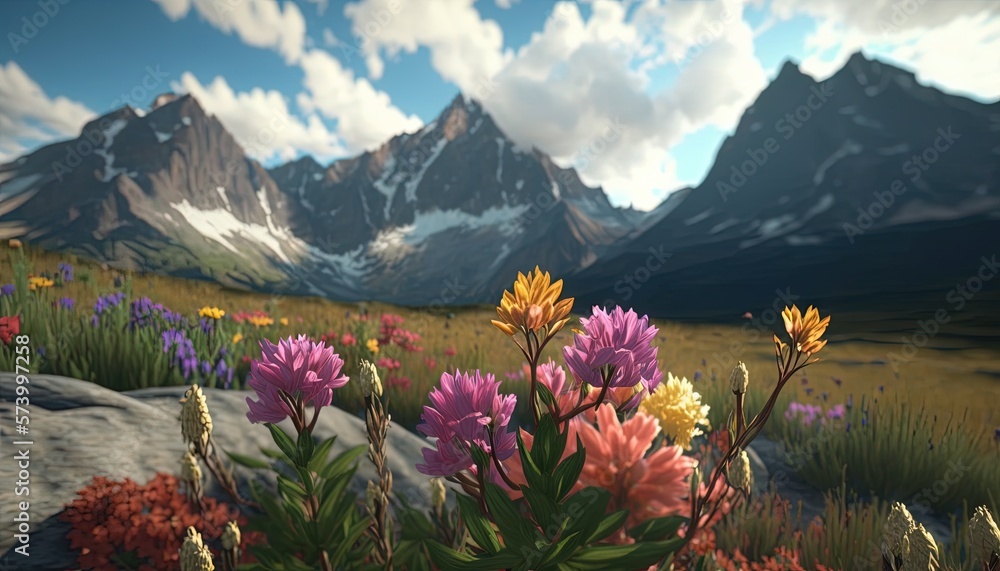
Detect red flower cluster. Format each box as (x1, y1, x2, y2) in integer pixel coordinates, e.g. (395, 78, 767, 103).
(376, 357, 401, 371)
(61, 473, 262, 570)
(0, 315, 20, 345)
(712, 546, 837, 570)
(378, 314, 422, 352)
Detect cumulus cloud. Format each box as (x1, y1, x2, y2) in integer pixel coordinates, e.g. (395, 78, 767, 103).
(172, 72, 346, 163)
(296, 49, 423, 152)
(150, 0, 307, 64)
(770, 0, 1000, 99)
(343, 0, 512, 92)
(0, 62, 95, 162)
(477, 0, 767, 209)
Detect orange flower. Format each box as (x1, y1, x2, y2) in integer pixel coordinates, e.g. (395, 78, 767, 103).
(780, 305, 830, 356)
(491, 266, 573, 338)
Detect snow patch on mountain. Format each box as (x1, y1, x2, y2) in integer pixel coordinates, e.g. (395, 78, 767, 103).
(216, 186, 231, 211)
(495, 138, 505, 183)
(685, 209, 712, 226)
(404, 137, 447, 202)
(814, 140, 863, 185)
(154, 131, 172, 143)
(0, 173, 42, 202)
(95, 119, 128, 182)
(169, 199, 299, 264)
(400, 204, 529, 245)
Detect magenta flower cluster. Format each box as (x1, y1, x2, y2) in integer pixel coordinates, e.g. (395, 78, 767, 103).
(562, 306, 662, 402)
(416, 370, 517, 477)
(246, 335, 348, 424)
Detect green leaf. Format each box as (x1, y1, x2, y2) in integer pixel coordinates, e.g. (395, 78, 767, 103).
(531, 413, 564, 473)
(521, 485, 561, 534)
(483, 483, 537, 548)
(307, 436, 338, 471)
(225, 450, 272, 469)
(276, 474, 307, 502)
(455, 493, 502, 554)
(320, 444, 366, 478)
(536, 381, 557, 410)
(586, 509, 629, 544)
(563, 538, 686, 571)
(296, 427, 315, 466)
(552, 444, 586, 500)
(626, 515, 688, 542)
(267, 423, 299, 464)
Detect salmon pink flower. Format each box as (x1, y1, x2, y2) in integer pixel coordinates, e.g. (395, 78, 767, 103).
(416, 369, 517, 477)
(340, 332, 356, 346)
(563, 306, 662, 402)
(577, 404, 698, 538)
(246, 335, 348, 431)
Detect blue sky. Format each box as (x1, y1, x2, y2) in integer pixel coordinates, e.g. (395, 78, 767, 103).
(1, 0, 997, 210)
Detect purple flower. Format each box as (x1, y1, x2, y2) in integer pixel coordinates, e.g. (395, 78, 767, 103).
(563, 306, 661, 398)
(57, 263, 74, 283)
(994, 428, 1000, 442)
(805, 387, 813, 395)
(822, 391, 828, 401)
(416, 369, 517, 477)
(846, 394, 854, 410)
(162, 329, 186, 352)
(878, 385, 884, 394)
(200, 360, 213, 375)
(129, 297, 165, 329)
(246, 335, 348, 426)
(831, 376, 842, 387)
(827, 404, 846, 420)
(1, 284, 14, 296)
(93, 291, 126, 315)
(199, 317, 214, 334)
(37, 345, 46, 357)
(693, 370, 703, 381)
(58, 297, 75, 310)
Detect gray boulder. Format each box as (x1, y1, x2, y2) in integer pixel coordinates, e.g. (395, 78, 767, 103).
(0, 373, 437, 570)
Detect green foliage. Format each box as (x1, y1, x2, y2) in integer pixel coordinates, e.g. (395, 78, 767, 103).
(239, 429, 375, 570)
(426, 414, 689, 571)
(777, 394, 1000, 514)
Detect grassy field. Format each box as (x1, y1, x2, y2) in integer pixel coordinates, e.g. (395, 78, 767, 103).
(5, 244, 998, 440)
(4, 243, 1000, 569)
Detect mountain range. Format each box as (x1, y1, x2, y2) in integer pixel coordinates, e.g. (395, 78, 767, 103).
(1, 51, 998, 318)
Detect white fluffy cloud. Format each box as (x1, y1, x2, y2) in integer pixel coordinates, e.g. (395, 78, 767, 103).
(0, 62, 96, 162)
(770, 0, 1000, 99)
(343, 0, 512, 93)
(296, 49, 423, 152)
(172, 72, 346, 163)
(151, 0, 307, 64)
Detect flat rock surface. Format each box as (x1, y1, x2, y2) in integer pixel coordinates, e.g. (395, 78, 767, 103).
(0, 374, 437, 570)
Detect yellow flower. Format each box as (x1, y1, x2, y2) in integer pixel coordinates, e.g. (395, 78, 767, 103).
(28, 276, 54, 290)
(780, 305, 830, 356)
(491, 266, 574, 338)
(366, 338, 380, 355)
(198, 306, 225, 320)
(279, 317, 289, 326)
(248, 315, 273, 328)
(231, 333, 243, 344)
(639, 372, 711, 450)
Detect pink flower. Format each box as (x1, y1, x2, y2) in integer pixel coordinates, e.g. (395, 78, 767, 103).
(443, 346, 457, 357)
(386, 375, 411, 390)
(535, 359, 584, 418)
(416, 370, 517, 477)
(377, 357, 401, 371)
(245, 335, 348, 426)
(576, 404, 697, 539)
(424, 356, 437, 370)
(340, 332, 356, 346)
(563, 306, 662, 409)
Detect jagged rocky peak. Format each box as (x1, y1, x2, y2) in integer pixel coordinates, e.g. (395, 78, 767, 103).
(150, 92, 180, 110)
(439, 94, 491, 140)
